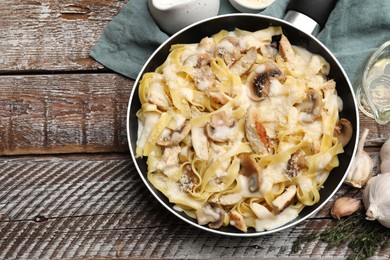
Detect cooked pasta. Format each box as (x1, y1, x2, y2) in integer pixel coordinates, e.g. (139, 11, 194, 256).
(135, 26, 350, 232)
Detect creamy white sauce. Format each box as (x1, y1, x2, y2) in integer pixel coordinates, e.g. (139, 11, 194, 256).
(212, 125, 235, 141)
(296, 175, 313, 192)
(173, 205, 184, 212)
(235, 0, 273, 7)
(255, 206, 299, 231)
(317, 152, 332, 170)
(136, 113, 159, 151)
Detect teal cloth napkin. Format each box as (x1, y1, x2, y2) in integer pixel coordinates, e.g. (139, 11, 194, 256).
(90, 0, 390, 88)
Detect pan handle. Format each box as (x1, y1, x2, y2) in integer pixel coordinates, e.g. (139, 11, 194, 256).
(284, 0, 338, 36)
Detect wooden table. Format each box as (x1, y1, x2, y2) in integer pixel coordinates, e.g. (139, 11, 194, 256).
(1, 1, 389, 259)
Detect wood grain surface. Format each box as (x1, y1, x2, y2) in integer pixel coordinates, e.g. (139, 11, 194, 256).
(0, 74, 132, 155)
(0, 0, 126, 72)
(0, 153, 388, 260)
(1, 0, 389, 259)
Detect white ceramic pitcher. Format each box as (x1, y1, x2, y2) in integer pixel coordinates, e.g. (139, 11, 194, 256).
(148, 0, 220, 35)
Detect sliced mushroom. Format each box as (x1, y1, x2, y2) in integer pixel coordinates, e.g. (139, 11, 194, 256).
(195, 202, 225, 229)
(230, 46, 257, 76)
(271, 185, 297, 214)
(245, 105, 274, 155)
(334, 118, 353, 147)
(184, 54, 216, 91)
(147, 83, 170, 111)
(205, 111, 237, 142)
(184, 53, 212, 68)
(259, 43, 278, 59)
(198, 37, 216, 54)
(279, 34, 295, 61)
(179, 163, 199, 193)
(194, 66, 216, 91)
(215, 36, 241, 67)
(284, 151, 307, 178)
(296, 88, 323, 122)
(157, 122, 191, 147)
(238, 153, 262, 192)
(191, 126, 209, 160)
(246, 61, 284, 101)
(228, 210, 248, 232)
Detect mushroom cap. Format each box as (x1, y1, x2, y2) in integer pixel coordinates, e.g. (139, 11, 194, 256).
(205, 111, 236, 142)
(246, 61, 284, 101)
(195, 202, 225, 229)
(295, 88, 323, 122)
(230, 46, 257, 76)
(285, 151, 307, 178)
(157, 122, 191, 147)
(215, 36, 242, 67)
(334, 118, 353, 147)
(238, 153, 262, 192)
(179, 163, 199, 193)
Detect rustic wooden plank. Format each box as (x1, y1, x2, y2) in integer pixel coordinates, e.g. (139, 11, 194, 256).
(0, 153, 387, 259)
(359, 110, 390, 146)
(0, 0, 126, 72)
(0, 73, 133, 155)
(0, 73, 388, 156)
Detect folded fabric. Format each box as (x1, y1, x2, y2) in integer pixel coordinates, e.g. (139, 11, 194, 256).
(90, 0, 390, 88)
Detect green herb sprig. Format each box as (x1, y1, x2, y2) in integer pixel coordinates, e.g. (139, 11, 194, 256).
(291, 210, 390, 260)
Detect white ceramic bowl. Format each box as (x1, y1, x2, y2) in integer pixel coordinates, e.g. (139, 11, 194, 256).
(229, 0, 275, 13)
(148, 0, 220, 35)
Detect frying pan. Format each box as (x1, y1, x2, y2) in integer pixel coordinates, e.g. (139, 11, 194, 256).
(126, 0, 360, 236)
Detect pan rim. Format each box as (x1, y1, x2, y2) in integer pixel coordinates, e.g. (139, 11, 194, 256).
(126, 13, 360, 237)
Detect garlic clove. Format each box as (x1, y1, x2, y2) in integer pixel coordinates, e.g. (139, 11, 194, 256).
(331, 197, 361, 220)
(344, 128, 373, 188)
(344, 151, 373, 188)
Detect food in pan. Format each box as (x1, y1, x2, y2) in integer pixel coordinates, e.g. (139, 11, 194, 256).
(135, 26, 352, 232)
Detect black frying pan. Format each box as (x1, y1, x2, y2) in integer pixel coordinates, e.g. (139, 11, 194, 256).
(127, 0, 359, 236)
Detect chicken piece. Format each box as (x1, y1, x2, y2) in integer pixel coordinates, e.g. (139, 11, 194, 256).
(271, 185, 297, 213)
(279, 34, 295, 61)
(155, 146, 181, 178)
(228, 210, 247, 232)
(191, 126, 209, 160)
(245, 106, 274, 155)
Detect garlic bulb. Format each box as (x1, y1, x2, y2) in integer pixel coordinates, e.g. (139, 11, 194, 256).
(380, 139, 390, 173)
(344, 128, 373, 188)
(363, 172, 390, 228)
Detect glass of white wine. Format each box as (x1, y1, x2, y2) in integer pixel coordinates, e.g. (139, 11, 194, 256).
(357, 40, 390, 125)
